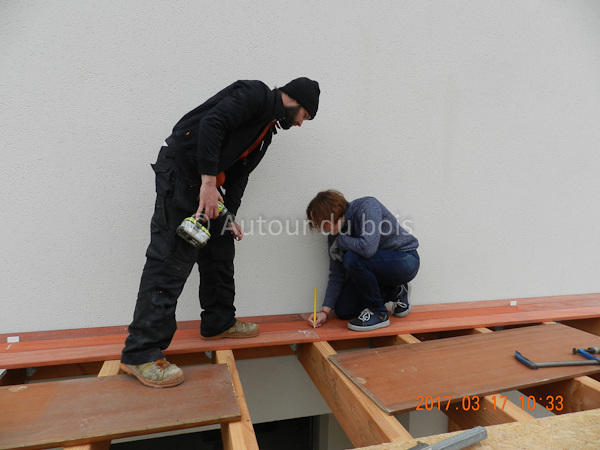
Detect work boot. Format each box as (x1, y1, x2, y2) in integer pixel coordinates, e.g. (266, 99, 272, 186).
(201, 320, 259, 340)
(393, 284, 412, 318)
(120, 358, 184, 388)
(347, 308, 390, 331)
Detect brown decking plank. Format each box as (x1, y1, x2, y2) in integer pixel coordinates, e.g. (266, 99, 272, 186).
(328, 323, 600, 415)
(0, 316, 309, 354)
(2, 294, 599, 370)
(0, 364, 240, 450)
(166, 326, 319, 354)
(0, 321, 319, 370)
(1, 334, 126, 353)
(410, 293, 600, 312)
(0, 314, 305, 343)
(313, 306, 600, 342)
(1, 293, 596, 343)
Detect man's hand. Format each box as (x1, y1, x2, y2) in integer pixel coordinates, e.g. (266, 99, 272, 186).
(226, 220, 244, 241)
(197, 175, 223, 221)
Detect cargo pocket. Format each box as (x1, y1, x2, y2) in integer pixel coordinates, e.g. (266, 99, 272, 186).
(165, 237, 198, 279)
(173, 173, 200, 213)
(151, 159, 175, 198)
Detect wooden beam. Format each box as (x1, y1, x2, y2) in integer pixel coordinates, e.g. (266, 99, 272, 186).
(469, 327, 493, 334)
(29, 362, 105, 381)
(214, 350, 259, 450)
(233, 344, 295, 361)
(374, 334, 421, 347)
(330, 337, 372, 351)
(520, 375, 600, 414)
(445, 394, 535, 429)
(0, 368, 27, 386)
(297, 341, 412, 447)
(563, 317, 600, 336)
(62, 360, 122, 450)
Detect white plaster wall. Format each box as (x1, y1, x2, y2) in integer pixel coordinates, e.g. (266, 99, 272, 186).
(2, 1, 600, 335)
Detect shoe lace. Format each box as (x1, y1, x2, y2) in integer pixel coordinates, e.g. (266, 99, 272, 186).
(234, 320, 248, 330)
(357, 308, 374, 322)
(156, 358, 172, 371)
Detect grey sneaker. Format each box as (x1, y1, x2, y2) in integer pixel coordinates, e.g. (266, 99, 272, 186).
(201, 320, 260, 340)
(393, 284, 412, 317)
(120, 358, 184, 388)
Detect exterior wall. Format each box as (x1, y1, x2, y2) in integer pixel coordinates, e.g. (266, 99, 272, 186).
(2, 1, 600, 440)
(4, 1, 599, 334)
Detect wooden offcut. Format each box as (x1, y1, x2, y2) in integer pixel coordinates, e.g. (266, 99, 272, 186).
(0, 364, 241, 450)
(329, 323, 600, 415)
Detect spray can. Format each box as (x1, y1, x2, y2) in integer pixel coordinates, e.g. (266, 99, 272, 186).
(176, 202, 229, 248)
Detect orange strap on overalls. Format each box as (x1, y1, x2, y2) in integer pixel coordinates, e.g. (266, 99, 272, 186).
(216, 120, 277, 187)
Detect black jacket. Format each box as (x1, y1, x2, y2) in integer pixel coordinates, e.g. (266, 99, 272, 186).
(166, 80, 286, 214)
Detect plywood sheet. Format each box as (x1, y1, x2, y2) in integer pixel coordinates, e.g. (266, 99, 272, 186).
(0, 364, 240, 450)
(329, 323, 600, 414)
(355, 408, 600, 450)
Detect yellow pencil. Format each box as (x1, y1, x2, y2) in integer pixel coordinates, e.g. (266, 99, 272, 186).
(313, 287, 317, 328)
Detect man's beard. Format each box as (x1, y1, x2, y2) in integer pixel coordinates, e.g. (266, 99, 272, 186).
(279, 105, 302, 130)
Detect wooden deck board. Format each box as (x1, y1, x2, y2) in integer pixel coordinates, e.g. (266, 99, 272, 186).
(312, 306, 600, 342)
(1, 294, 599, 371)
(0, 322, 319, 370)
(0, 365, 240, 450)
(328, 323, 600, 415)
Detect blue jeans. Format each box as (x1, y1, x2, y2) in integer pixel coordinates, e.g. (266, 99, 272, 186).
(334, 250, 420, 319)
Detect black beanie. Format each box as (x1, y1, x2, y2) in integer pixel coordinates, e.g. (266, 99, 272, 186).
(280, 77, 320, 119)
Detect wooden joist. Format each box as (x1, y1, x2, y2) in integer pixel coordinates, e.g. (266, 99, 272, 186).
(520, 375, 600, 414)
(298, 341, 413, 448)
(214, 350, 260, 450)
(563, 317, 600, 336)
(445, 394, 536, 430)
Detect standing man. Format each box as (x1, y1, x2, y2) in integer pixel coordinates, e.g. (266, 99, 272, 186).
(121, 78, 320, 388)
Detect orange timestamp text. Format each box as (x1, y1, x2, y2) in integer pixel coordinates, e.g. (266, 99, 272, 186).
(416, 395, 564, 411)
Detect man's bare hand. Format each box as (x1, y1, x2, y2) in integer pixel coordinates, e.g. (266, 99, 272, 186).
(197, 175, 223, 221)
(226, 221, 244, 241)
